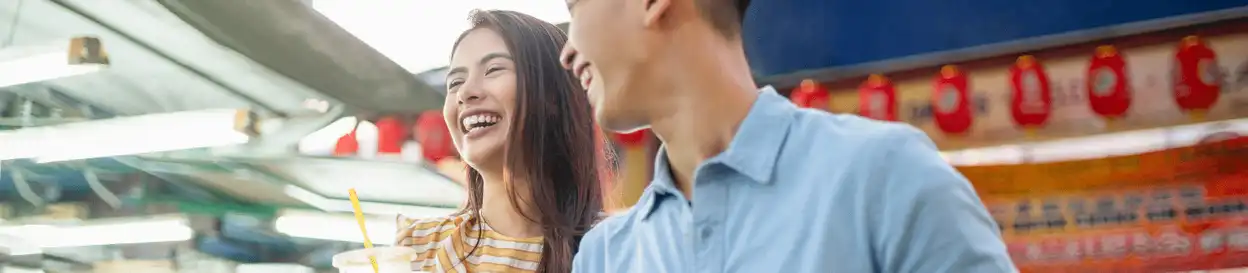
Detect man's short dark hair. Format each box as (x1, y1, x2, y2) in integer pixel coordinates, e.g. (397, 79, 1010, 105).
(696, 0, 750, 37)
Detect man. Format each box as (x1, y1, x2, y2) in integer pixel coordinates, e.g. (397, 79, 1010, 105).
(561, 0, 1017, 272)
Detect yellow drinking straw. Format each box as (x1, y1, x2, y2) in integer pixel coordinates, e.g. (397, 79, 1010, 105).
(348, 188, 380, 273)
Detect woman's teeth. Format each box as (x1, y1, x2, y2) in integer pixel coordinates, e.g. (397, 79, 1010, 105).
(461, 114, 501, 133)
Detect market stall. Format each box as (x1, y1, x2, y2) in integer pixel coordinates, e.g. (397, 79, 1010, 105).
(770, 4, 1248, 272)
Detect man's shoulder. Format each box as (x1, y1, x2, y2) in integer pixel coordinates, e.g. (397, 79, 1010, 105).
(787, 110, 929, 150)
(574, 209, 637, 271)
(582, 208, 638, 249)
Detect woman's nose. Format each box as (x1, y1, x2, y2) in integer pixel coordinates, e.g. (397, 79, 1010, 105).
(456, 81, 485, 104)
(457, 93, 481, 104)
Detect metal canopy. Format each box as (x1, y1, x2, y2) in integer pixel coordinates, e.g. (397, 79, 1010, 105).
(157, 0, 445, 115)
(1, 0, 323, 117)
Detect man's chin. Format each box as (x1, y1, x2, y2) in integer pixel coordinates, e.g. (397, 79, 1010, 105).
(592, 108, 610, 128)
(596, 113, 648, 134)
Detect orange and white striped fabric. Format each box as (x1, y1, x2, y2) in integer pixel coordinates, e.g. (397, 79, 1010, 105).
(395, 213, 544, 273)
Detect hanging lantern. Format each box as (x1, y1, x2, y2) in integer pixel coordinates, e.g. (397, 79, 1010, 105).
(332, 126, 359, 156)
(1009, 55, 1053, 136)
(932, 65, 973, 135)
(1086, 45, 1132, 127)
(415, 111, 455, 162)
(614, 129, 649, 148)
(790, 79, 830, 109)
(857, 74, 898, 121)
(375, 115, 408, 156)
(1173, 35, 1221, 121)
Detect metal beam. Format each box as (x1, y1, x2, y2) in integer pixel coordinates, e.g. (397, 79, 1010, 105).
(46, 0, 287, 116)
(157, 0, 445, 115)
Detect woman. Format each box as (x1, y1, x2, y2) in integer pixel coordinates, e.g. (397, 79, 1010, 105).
(395, 10, 606, 273)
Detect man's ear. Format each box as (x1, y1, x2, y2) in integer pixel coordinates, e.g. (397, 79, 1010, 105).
(642, 0, 671, 27)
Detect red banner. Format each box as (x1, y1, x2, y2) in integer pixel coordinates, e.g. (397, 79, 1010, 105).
(965, 137, 1248, 272)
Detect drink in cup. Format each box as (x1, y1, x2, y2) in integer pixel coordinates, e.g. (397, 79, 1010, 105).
(332, 246, 417, 273)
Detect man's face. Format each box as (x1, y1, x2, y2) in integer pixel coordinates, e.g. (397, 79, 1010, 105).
(564, 0, 664, 132)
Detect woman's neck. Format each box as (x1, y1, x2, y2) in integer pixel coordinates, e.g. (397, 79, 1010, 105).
(477, 171, 543, 238)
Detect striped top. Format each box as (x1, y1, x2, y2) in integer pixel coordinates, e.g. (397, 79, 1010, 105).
(395, 213, 544, 273)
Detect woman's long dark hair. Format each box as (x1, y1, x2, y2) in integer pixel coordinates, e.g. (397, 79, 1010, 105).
(451, 10, 605, 273)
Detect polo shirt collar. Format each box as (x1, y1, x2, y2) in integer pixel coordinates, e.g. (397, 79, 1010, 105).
(640, 86, 795, 219)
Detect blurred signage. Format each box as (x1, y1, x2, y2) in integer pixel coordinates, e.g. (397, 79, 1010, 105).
(0, 203, 87, 224)
(93, 260, 175, 273)
(961, 137, 1247, 196)
(962, 137, 1248, 272)
(38, 203, 87, 221)
(824, 33, 1248, 150)
(988, 184, 1248, 272)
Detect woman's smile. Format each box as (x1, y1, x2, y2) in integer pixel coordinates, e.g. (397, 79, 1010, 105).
(459, 110, 504, 140)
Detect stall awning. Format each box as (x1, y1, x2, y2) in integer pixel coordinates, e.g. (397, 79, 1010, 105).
(744, 0, 1248, 77)
(942, 118, 1247, 166)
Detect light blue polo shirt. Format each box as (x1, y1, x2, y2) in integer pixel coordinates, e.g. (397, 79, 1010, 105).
(573, 87, 1016, 272)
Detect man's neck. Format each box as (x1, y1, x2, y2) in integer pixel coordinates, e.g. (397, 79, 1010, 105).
(648, 36, 758, 200)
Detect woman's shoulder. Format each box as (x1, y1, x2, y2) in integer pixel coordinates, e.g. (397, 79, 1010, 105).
(394, 212, 468, 246)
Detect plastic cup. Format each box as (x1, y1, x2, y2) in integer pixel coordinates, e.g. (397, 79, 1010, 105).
(331, 246, 417, 273)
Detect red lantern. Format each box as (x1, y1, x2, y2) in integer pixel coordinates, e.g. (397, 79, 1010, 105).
(790, 79, 830, 109)
(614, 129, 649, 148)
(1009, 55, 1053, 129)
(1173, 35, 1221, 116)
(932, 65, 973, 135)
(415, 111, 455, 162)
(857, 74, 898, 121)
(332, 126, 359, 156)
(375, 115, 408, 155)
(1086, 45, 1132, 120)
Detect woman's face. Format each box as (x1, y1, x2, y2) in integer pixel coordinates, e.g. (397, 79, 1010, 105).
(444, 28, 518, 171)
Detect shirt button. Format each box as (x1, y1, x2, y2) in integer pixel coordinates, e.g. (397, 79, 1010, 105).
(700, 226, 714, 240)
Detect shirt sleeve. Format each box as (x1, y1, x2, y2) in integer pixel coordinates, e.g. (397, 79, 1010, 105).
(874, 128, 1018, 273)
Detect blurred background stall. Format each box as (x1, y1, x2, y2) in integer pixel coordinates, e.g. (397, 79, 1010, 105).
(0, 0, 1245, 272)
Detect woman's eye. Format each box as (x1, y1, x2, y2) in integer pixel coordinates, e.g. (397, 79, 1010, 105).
(486, 67, 505, 74)
(447, 80, 463, 90)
